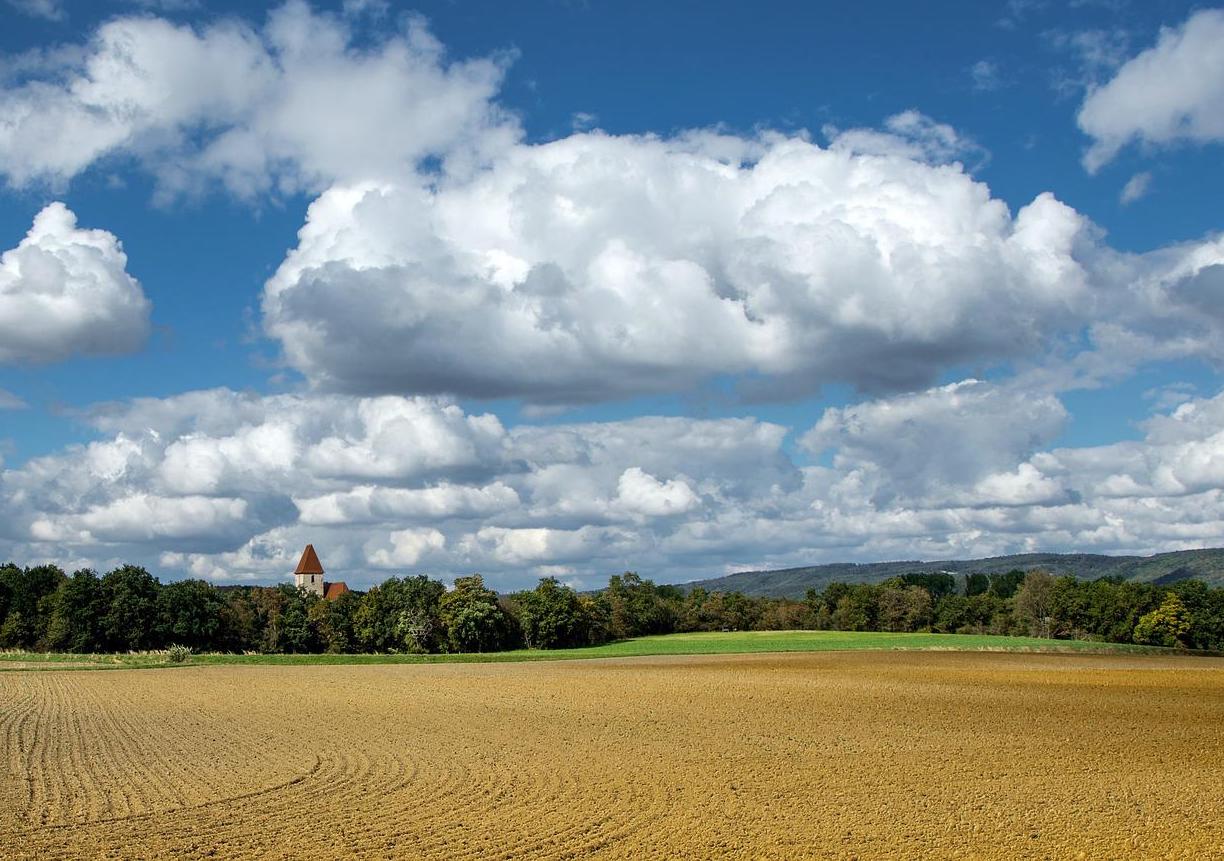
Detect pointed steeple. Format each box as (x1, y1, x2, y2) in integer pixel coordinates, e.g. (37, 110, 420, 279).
(294, 544, 324, 576)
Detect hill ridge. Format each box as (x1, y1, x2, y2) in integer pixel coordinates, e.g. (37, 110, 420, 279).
(675, 548, 1224, 598)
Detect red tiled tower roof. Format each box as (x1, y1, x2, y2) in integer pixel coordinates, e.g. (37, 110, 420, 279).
(294, 544, 324, 576)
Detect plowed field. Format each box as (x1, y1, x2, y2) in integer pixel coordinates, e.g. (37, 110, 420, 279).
(2, 652, 1222, 859)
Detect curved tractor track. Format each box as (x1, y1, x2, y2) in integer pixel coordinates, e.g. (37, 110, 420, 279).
(2, 652, 1222, 859)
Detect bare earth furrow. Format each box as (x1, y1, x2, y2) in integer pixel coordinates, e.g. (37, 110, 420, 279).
(1, 653, 1221, 860)
(0, 677, 38, 828)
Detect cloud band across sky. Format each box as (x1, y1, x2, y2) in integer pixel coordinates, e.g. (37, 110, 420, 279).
(3, 382, 1223, 589)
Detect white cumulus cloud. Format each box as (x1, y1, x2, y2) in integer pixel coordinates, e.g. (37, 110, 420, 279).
(2, 383, 1223, 587)
(0, 202, 150, 364)
(1078, 9, 1224, 171)
(366, 527, 446, 568)
(0, 1, 516, 196)
(263, 132, 1099, 403)
(615, 467, 700, 518)
(802, 379, 1070, 505)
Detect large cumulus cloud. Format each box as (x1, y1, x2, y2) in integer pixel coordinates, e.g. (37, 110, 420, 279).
(0, 1, 515, 196)
(0, 202, 150, 364)
(262, 131, 1104, 402)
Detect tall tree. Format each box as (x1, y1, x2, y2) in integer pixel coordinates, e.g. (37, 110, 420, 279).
(46, 569, 105, 653)
(439, 575, 512, 653)
(0, 564, 67, 649)
(1171, 579, 1224, 650)
(99, 565, 160, 651)
(0, 563, 15, 629)
(276, 585, 321, 654)
(1133, 593, 1191, 648)
(599, 572, 676, 639)
(879, 585, 932, 632)
(354, 575, 446, 653)
(900, 572, 958, 603)
(832, 584, 880, 632)
(964, 572, 990, 597)
(516, 577, 588, 649)
(1013, 571, 1057, 638)
(156, 579, 226, 650)
(310, 590, 361, 653)
(989, 570, 1027, 600)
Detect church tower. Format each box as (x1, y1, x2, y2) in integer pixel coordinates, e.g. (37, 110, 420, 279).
(293, 544, 326, 597)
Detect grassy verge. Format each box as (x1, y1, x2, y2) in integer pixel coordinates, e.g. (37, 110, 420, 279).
(0, 630, 1177, 671)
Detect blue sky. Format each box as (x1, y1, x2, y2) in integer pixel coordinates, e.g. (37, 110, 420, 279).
(0, 0, 1221, 588)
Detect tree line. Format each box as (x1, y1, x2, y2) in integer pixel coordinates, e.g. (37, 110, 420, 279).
(1, 562, 1221, 654)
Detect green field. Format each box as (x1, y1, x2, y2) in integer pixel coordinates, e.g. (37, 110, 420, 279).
(0, 629, 1170, 671)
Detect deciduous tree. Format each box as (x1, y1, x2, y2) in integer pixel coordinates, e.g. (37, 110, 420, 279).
(1134, 593, 1191, 648)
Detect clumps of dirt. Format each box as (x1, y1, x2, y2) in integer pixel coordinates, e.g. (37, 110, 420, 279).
(1, 651, 1221, 859)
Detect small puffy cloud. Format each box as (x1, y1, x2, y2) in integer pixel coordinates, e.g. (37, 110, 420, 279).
(341, 0, 388, 17)
(508, 416, 796, 520)
(0, 203, 150, 364)
(1079, 9, 1224, 171)
(1116, 237, 1224, 365)
(159, 420, 299, 495)
(615, 468, 699, 518)
(0, 389, 27, 409)
(996, 0, 1046, 30)
(1039, 391, 1224, 500)
(570, 112, 599, 132)
(964, 463, 1071, 508)
(1119, 171, 1152, 205)
(0, 2, 515, 196)
(366, 527, 445, 568)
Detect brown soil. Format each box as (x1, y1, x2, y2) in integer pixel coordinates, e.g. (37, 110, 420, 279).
(1, 652, 1221, 859)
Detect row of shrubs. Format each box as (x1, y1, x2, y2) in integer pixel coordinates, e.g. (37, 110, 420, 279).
(1, 562, 1221, 654)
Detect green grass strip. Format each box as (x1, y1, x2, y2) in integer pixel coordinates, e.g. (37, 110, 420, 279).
(0, 629, 1178, 671)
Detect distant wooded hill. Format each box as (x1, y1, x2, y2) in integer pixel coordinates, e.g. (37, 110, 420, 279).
(677, 549, 1224, 598)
